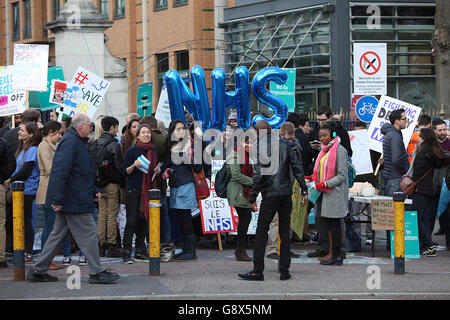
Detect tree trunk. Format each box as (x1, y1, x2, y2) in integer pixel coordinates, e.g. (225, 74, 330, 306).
(432, 0, 450, 118)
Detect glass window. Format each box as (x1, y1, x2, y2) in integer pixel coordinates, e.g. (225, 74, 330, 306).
(100, 0, 109, 19)
(23, 0, 31, 39)
(155, 0, 167, 10)
(176, 50, 189, 71)
(174, 0, 188, 6)
(12, 2, 20, 41)
(53, 0, 60, 20)
(157, 53, 169, 73)
(115, 0, 125, 18)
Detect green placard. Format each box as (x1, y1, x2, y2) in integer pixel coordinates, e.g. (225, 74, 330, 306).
(137, 82, 153, 116)
(270, 68, 296, 112)
(390, 211, 420, 259)
(29, 66, 65, 111)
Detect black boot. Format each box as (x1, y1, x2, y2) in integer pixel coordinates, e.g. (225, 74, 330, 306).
(320, 228, 343, 266)
(176, 235, 197, 261)
(98, 243, 107, 257)
(235, 247, 252, 261)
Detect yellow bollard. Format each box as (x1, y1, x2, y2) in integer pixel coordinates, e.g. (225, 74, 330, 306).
(393, 192, 407, 275)
(148, 189, 161, 276)
(12, 181, 25, 281)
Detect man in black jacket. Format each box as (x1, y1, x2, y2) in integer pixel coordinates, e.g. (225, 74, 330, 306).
(0, 138, 16, 268)
(91, 116, 124, 258)
(238, 121, 308, 281)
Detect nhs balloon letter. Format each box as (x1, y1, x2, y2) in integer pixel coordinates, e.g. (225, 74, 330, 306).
(164, 66, 211, 131)
(251, 67, 288, 129)
(211, 66, 251, 131)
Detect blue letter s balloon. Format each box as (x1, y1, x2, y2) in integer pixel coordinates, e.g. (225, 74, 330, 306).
(251, 67, 288, 129)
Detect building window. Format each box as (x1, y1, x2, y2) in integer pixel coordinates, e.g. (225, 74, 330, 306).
(174, 0, 188, 7)
(176, 50, 189, 71)
(100, 0, 109, 19)
(12, 2, 20, 41)
(155, 0, 167, 10)
(350, 3, 436, 111)
(53, 0, 60, 20)
(23, 0, 32, 39)
(115, 0, 125, 18)
(157, 53, 169, 97)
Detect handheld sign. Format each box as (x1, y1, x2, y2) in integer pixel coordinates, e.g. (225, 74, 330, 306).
(13, 44, 49, 92)
(0, 66, 26, 117)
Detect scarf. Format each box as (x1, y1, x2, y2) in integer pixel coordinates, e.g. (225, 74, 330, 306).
(136, 140, 158, 220)
(236, 147, 253, 199)
(312, 137, 340, 193)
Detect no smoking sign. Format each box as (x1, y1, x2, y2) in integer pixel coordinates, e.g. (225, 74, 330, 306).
(360, 51, 381, 76)
(353, 43, 387, 95)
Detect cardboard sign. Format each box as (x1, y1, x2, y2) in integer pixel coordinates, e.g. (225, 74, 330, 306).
(371, 199, 395, 230)
(390, 211, 420, 259)
(353, 43, 387, 95)
(13, 44, 49, 91)
(61, 66, 110, 120)
(155, 86, 172, 128)
(348, 130, 373, 176)
(367, 95, 422, 154)
(200, 160, 236, 234)
(0, 66, 27, 116)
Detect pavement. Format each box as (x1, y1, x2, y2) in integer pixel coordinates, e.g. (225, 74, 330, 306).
(1, 233, 450, 301)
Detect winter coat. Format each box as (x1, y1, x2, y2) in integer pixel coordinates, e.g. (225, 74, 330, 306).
(92, 131, 124, 186)
(412, 145, 449, 197)
(381, 123, 409, 180)
(0, 137, 15, 185)
(45, 128, 96, 214)
(315, 144, 349, 219)
(36, 137, 57, 205)
(226, 152, 253, 208)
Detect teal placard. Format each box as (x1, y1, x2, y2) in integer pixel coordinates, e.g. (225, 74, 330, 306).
(270, 68, 296, 112)
(390, 211, 420, 259)
(137, 82, 153, 116)
(29, 66, 65, 111)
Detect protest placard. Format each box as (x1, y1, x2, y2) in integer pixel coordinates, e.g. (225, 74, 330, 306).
(348, 129, 373, 175)
(13, 44, 49, 92)
(200, 160, 236, 234)
(49, 80, 69, 106)
(61, 66, 110, 120)
(371, 199, 395, 230)
(155, 86, 172, 128)
(367, 95, 422, 154)
(0, 66, 27, 117)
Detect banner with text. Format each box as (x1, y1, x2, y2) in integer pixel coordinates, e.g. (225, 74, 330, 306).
(367, 95, 422, 154)
(0, 66, 27, 116)
(13, 44, 49, 92)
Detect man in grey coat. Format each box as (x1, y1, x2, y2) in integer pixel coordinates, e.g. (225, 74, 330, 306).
(380, 108, 410, 196)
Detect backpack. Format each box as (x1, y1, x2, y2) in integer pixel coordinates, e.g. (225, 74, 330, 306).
(91, 140, 114, 188)
(214, 164, 231, 198)
(348, 156, 356, 188)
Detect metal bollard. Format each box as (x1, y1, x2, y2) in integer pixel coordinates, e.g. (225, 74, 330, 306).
(12, 181, 25, 281)
(393, 192, 407, 275)
(148, 189, 161, 276)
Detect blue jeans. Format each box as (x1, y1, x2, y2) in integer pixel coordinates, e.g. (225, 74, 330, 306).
(160, 193, 171, 244)
(41, 206, 71, 257)
(385, 178, 401, 197)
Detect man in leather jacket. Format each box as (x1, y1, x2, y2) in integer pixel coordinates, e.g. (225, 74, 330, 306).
(239, 120, 308, 281)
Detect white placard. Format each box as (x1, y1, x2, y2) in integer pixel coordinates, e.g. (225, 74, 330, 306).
(13, 44, 49, 91)
(0, 66, 27, 116)
(367, 95, 422, 154)
(155, 86, 172, 128)
(353, 43, 387, 95)
(62, 66, 110, 120)
(348, 130, 373, 175)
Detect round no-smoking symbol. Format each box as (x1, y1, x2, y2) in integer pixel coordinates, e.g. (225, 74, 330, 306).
(360, 51, 381, 76)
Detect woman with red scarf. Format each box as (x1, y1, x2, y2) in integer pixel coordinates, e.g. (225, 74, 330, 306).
(226, 134, 255, 261)
(122, 124, 162, 264)
(306, 122, 349, 266)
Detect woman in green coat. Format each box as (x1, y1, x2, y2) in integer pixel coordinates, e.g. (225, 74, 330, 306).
(226, 135, 254, 261)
